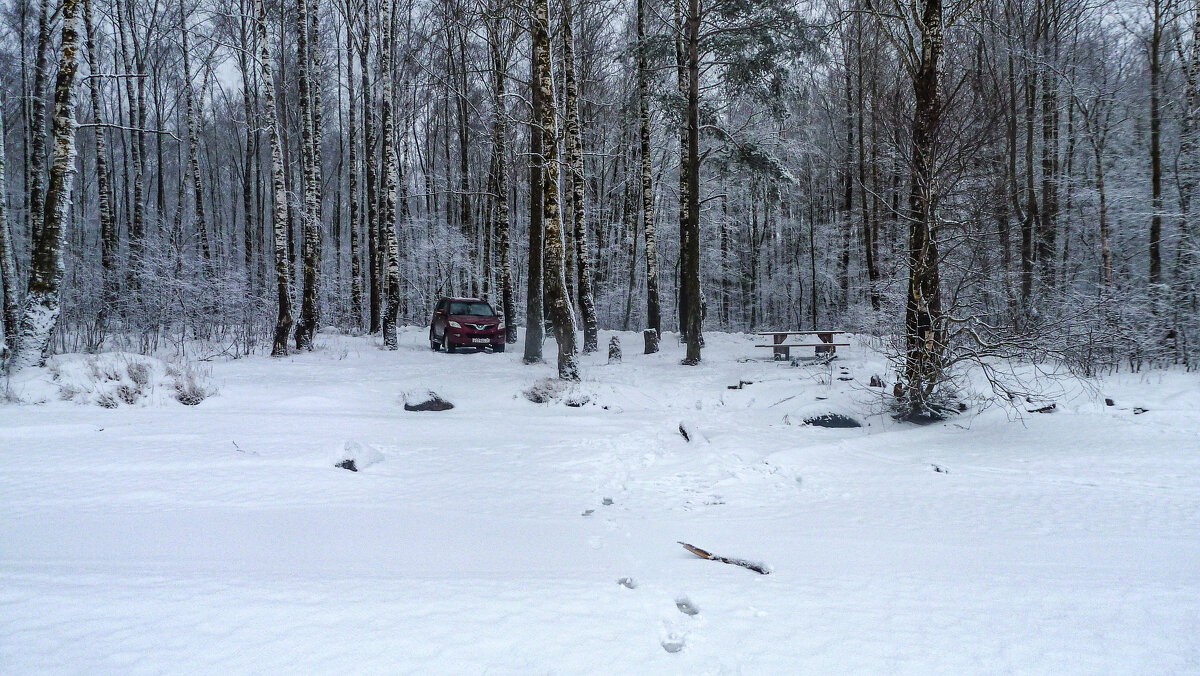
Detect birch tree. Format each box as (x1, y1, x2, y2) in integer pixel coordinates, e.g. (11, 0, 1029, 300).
(11, 0, 81, 371)
(533, 0, 580, 379)
(254, 0, 293, 357)
(561, 0, 598, 353)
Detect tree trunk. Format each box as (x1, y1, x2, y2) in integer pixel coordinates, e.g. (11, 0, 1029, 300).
(380, 0, 401, 350)
(83, 0, 116, 335)
(347, 11, 363, 328)
(27, 0, 53, 253)
(361, 15, 381, 334)
(562, 0, 598, 353)
(681, 0, 702, 365)
(1149, 0, 1164, 288)
(0, 101, 18, 351)
(533, 0, 579, 380)
(676, 0, 691, 341)
(12, 0, 81, 371)
(637, 0, 661, 349)
(294, 0, 322, 349)
(489, 16, 517, 344)
(523, 14, 545, 365)
(254, 0, 293, 357)
(899, 0, 946, 414)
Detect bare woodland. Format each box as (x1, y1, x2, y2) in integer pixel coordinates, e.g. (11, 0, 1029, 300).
(1, 0, 1198, 415)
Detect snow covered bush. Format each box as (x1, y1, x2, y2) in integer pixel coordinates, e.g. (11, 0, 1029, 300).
(4, 353, 217, 407)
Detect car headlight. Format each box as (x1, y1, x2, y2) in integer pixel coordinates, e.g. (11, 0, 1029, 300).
(497, 321, 505, 330)
(448, 321, 462, 329)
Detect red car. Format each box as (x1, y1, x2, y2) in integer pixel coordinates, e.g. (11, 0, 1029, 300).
(429, 297, 506, 353)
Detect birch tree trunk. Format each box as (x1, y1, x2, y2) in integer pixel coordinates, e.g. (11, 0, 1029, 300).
(533, 0, 579, 379)
(294, 0, 322, 349)
(561, 0, 598, 353)
(489, 15, 517, 344)
(379, 0, 401, 350)
(254, 0, 293, 357)
(361, 14, 381, 334)
(637, 0, 661, 350)
(26, 0, 53, 252)
(1177, 5, 1199, 317)
(0, 102, 18, 352)
(180, 0, 210, 266)
(347, 9, 363, 329)
(12, 0, 81, 371)
(83, 0, 116, 334)
(523, 13, 545, 365)
(115, 0, 146, 286)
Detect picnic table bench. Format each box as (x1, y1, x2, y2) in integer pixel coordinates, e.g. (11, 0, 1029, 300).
(755, 330, 849, 360)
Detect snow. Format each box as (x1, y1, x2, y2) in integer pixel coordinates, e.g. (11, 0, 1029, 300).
(2, 328, 1198, 674)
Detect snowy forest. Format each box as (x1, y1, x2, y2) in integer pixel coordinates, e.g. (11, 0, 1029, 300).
(1, 0, 1199, 402)
(4, 0, 1200, 671)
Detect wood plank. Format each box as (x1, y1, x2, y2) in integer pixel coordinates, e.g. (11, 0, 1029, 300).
(754, 330, 846, 335)
(754, 343, 850, 348)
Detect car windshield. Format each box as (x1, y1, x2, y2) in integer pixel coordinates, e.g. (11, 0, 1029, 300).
(449, 301, 494, 316)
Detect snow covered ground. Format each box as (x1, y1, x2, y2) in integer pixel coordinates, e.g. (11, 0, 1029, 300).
(2, 328, 1199, 674)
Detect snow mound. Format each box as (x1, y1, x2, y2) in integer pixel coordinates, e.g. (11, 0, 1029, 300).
(333, 440, 384, 472)
(5, 353, 216, 407)
(522, 378, 592, 406)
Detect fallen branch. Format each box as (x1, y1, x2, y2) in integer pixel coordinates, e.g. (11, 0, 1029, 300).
(678, 541, 770, 575)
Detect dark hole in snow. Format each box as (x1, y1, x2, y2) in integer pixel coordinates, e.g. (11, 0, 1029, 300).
(892, 410, 945, 425)
(1133, 407, 1149, 415)
(803, 413, 861, 428)
(404, 393, 454, 411)
(1105, 398, 1115, 407)
(336, 459, 358, 472)
(678, 424, 691, 442)
(1027, 403, 1056, 414)
(602, 497, 613, 506)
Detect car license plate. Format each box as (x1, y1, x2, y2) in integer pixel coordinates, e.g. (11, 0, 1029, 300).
(472, 338, 489, 344)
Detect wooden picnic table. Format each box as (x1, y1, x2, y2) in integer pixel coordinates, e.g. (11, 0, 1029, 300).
(754, 330, 849, 360)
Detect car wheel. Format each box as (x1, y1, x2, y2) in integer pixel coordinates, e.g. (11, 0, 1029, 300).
(429, 330, 440, 351)
(442, 334, 455, 354)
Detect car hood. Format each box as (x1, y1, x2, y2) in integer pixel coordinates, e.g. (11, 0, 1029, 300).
(452, 315, 499, 323)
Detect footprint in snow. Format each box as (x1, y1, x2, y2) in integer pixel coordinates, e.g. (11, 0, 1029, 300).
(675, 596, 699, 616)
(661, 633, 686, 654)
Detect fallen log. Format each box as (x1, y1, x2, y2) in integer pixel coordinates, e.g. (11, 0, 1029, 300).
(677, 541, 770, 575)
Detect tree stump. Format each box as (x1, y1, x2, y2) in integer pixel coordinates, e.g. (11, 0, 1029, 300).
(643, 328, 659, 354)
